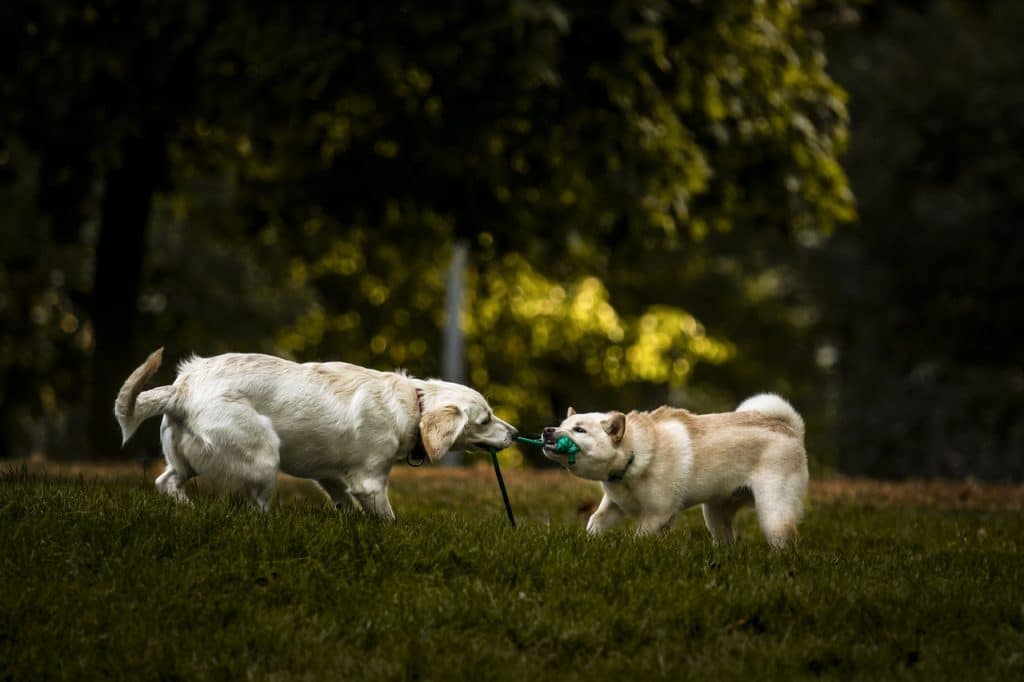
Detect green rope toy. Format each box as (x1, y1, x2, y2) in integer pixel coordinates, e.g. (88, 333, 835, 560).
(515, 435, 580, 464)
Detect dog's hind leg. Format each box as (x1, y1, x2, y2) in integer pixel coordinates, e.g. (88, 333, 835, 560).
(240, 413, 280, 513)
(702, 503, 736, 544)
(191, 402, 281, 512)
(757, 509, 798, 549)
(155, 416, 195, 504)
(316, 477, 360, 513)
(155, 468, 192, 504)
(245, 477, 276, 513)
(752, 474, 805, 549)
(702, 487, 754, 545)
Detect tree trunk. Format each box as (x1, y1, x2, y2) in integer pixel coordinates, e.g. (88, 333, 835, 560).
(440, 240, 468, 466)
(87, 133, 166, 459)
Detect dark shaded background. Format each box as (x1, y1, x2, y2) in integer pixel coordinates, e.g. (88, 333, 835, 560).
(1, 0, 1020, 479)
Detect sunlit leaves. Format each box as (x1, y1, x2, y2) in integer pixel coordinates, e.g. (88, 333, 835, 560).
(457, 253, 732, 438)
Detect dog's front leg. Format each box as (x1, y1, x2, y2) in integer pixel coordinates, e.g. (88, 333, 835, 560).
(636, 511, 675, 537)
(349, 476, 397, 521)
(316, 478, 361, 513)
(586, 495, 625, 535)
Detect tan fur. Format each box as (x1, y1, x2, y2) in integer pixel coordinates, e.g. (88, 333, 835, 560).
(113, 347, 180, 444)
(114, 347, 163, 419)
(420, 405, 469, 462)
(544, 394, 808, 548)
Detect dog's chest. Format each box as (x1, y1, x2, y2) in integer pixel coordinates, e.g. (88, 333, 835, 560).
(603, 483, 645, 515)
(601, 452, 689, 516)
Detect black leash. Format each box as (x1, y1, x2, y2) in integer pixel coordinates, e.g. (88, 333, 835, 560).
(408, 440, 518, 527)
(481, 433, 574, 527)
(486, 446, 516, 528)
(482, 433, 580, 527)
(409, 434, 557, 528)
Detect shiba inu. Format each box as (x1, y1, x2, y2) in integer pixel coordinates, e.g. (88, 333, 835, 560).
(543, 394, 807, 547)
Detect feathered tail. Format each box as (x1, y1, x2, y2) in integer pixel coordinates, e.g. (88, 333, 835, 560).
(113, 347, 179, 445)
(736, 393, 805, 438)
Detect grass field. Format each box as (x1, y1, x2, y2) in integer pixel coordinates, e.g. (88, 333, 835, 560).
(1, 462, 1022, 680)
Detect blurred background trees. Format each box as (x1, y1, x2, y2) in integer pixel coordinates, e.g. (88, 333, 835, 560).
(1, 0, 1019, 479)
(816, 0, 1024, 478)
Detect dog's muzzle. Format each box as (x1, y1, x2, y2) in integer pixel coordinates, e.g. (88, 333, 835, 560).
(475, 428, 517, 451)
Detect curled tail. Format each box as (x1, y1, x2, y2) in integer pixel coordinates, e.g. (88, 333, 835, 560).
(736, 393, 804, 438)
(113, 347, 179, 445)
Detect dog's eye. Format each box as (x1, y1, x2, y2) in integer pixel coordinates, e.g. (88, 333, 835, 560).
(481, 414, 492, 425)
(573, 426, 586, 434)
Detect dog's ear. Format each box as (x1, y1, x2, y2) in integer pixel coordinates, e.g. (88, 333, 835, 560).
(602, 411, 626, 445)
(566, 406, 576, 418)
(420, 405, 468, 462)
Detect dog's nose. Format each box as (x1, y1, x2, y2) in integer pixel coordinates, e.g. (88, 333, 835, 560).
(543, 426, 556, 441)
(508, 426, 518, 438)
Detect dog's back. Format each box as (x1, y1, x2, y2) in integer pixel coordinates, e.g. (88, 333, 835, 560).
(646, 397, 807, 547)
(647, 400, 804, 476)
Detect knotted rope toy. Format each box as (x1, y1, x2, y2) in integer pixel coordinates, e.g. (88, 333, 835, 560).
(514, 435, 580, 464)
(479, 434, 580, 528)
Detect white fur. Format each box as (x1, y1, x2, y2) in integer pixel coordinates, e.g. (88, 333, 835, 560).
(736, 393, 805, 437)
(115, 350, 516, 517)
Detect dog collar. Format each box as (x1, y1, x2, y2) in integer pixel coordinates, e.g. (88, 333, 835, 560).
(607, 454, 635, 483)
(407, 388, 429, 467)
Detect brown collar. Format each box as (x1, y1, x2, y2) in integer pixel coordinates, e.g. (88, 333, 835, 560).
(607, 454, 636, 482)
(407, 388, 429, 467)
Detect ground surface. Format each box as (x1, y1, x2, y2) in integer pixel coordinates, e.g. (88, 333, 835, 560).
(1, 461, 1022, 680)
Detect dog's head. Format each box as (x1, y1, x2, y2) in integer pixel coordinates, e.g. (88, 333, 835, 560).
(542, 406, 627, 480)
(418, 380, 517, 462)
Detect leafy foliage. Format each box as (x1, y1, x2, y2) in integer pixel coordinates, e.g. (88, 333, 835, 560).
(1, 0, 853, 462)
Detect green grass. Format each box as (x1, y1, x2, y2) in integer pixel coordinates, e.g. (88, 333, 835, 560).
(1, 467, 1022, 680)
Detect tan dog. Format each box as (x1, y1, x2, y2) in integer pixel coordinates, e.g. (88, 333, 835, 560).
(543, 394, 808, 547)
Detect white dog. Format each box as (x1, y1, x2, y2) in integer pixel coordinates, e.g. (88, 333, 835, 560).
(114, 349, 517, 517)
(543, 394, 808, 547)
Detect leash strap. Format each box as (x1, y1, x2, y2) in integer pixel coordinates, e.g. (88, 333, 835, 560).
(484, 434, 569, 526)
(487, 447, 516, 527)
